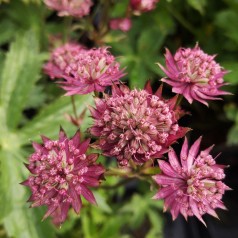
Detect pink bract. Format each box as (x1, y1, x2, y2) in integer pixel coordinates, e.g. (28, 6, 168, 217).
(44, 45, 125, 95)
(110, 18, 132, 32)
(21, 128, 105, 226)
(89, 82, 189, 166)
(44, 0, 93, 18)
(152, 136, 230, 225)
(158, 43, 231, 106)
(130, 0, 159, 13)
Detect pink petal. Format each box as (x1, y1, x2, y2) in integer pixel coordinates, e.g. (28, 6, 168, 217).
(187, 136, 202, 172)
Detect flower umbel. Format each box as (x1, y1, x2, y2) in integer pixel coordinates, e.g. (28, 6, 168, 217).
(44, 45, 125, 95)
(158, 44, 230, 106)
(89, 82, 189, 166)
(44, 0, 93, 18)
(22, 128, 105, 226)
(152, 137, 230, 225)
(44, 42, 86, 80)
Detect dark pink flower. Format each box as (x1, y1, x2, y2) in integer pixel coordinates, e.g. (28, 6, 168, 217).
(158, 44, 231, 106)
(110, 18, 132, 32)
(89, 82, 189, 166)
(152, 137, 230, 225)
(44, 45, 125, 95)
(22, 128, 105, 226)
(44, 0, 93, 18)
(130, 0, 159, 13)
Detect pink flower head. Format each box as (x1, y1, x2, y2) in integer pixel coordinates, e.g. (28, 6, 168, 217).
(110, 18, 132, 32)
(158, 44, 231, 106)
(44, 45, 125, 95)
(130, 0, 159, 13)
(152, 136, 230, 225)
(44, 42, 86, 80)
(21, 128, 105, 226)
(89, 82, 189, 166)
(44, 0, 93, 18)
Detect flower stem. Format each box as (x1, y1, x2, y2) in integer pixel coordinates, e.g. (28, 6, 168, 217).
(71, 95, 78, 119)
(176, 94, 184, 106)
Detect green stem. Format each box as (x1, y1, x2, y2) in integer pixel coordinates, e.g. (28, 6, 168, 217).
(63, 16, 73, 43)
(71, 95, 78, 119)
(176, 94, 184, 106)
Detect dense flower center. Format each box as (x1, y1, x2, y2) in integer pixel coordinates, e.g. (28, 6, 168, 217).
(28, 139, 87, 205)
(97, 89, 179, 165)
(174, 48, 224, 88)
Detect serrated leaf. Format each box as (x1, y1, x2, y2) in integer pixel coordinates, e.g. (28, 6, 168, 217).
(19, 94, 94, 144)
(0, 149, 55, 238)
(1, 31, 44, 129)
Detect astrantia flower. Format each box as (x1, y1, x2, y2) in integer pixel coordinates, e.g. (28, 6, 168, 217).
(21, 128, 105, 226)
(44, 42, 86, 80)
(89, 82, 189, 166)
(110, 18, 132, 32)
(44, 0, 93, 18)
(152, 137, 230, 225)
(158, 44, 230, 106)
(44, 46, 125, 95)
(130, 0, 159, 13)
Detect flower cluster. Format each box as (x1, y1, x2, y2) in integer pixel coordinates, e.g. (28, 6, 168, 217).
(89, 83, 189, 166)
(158, 44, 230, 106)
(130, 0, 160, 13)
(22, 128, 104, 225)
(44, 44, 125, 95)
(152, 137, 230, 225)
(25, 4, 232, 225)
(44, 0, 93, 18)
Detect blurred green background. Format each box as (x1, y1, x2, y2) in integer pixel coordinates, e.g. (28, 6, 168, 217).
(0, 0, 238, 237)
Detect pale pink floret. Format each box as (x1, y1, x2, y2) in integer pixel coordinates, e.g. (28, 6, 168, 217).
(158, 43, 231, 106)
(44, 0, 93, 18)
(89, 82, 189, 166)
(130, 0, 159, 13)
(44, 42, 86, 80)
(152, 137, 231, 225)
(110, 18, 132, 32)
(22, 128, 105, 226)
(44, 45, 125, 95)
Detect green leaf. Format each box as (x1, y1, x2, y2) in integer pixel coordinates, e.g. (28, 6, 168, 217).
(0, 20, 17, 46)
(221, 61, 238, 84)
(227, 125, 238, 145)
(93, 191, 112, 214)
(224, 103, 238, 121)
(0, 149, 55, 238)
(1, 31, 44, 129)
(128, 59, 149, 89)
(215, 10, 238, 45)
(19, 94, 94, 144)
(187, 0, 207, 14)
(146, 210, 163, 238)
(137, 26, 165, 56)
